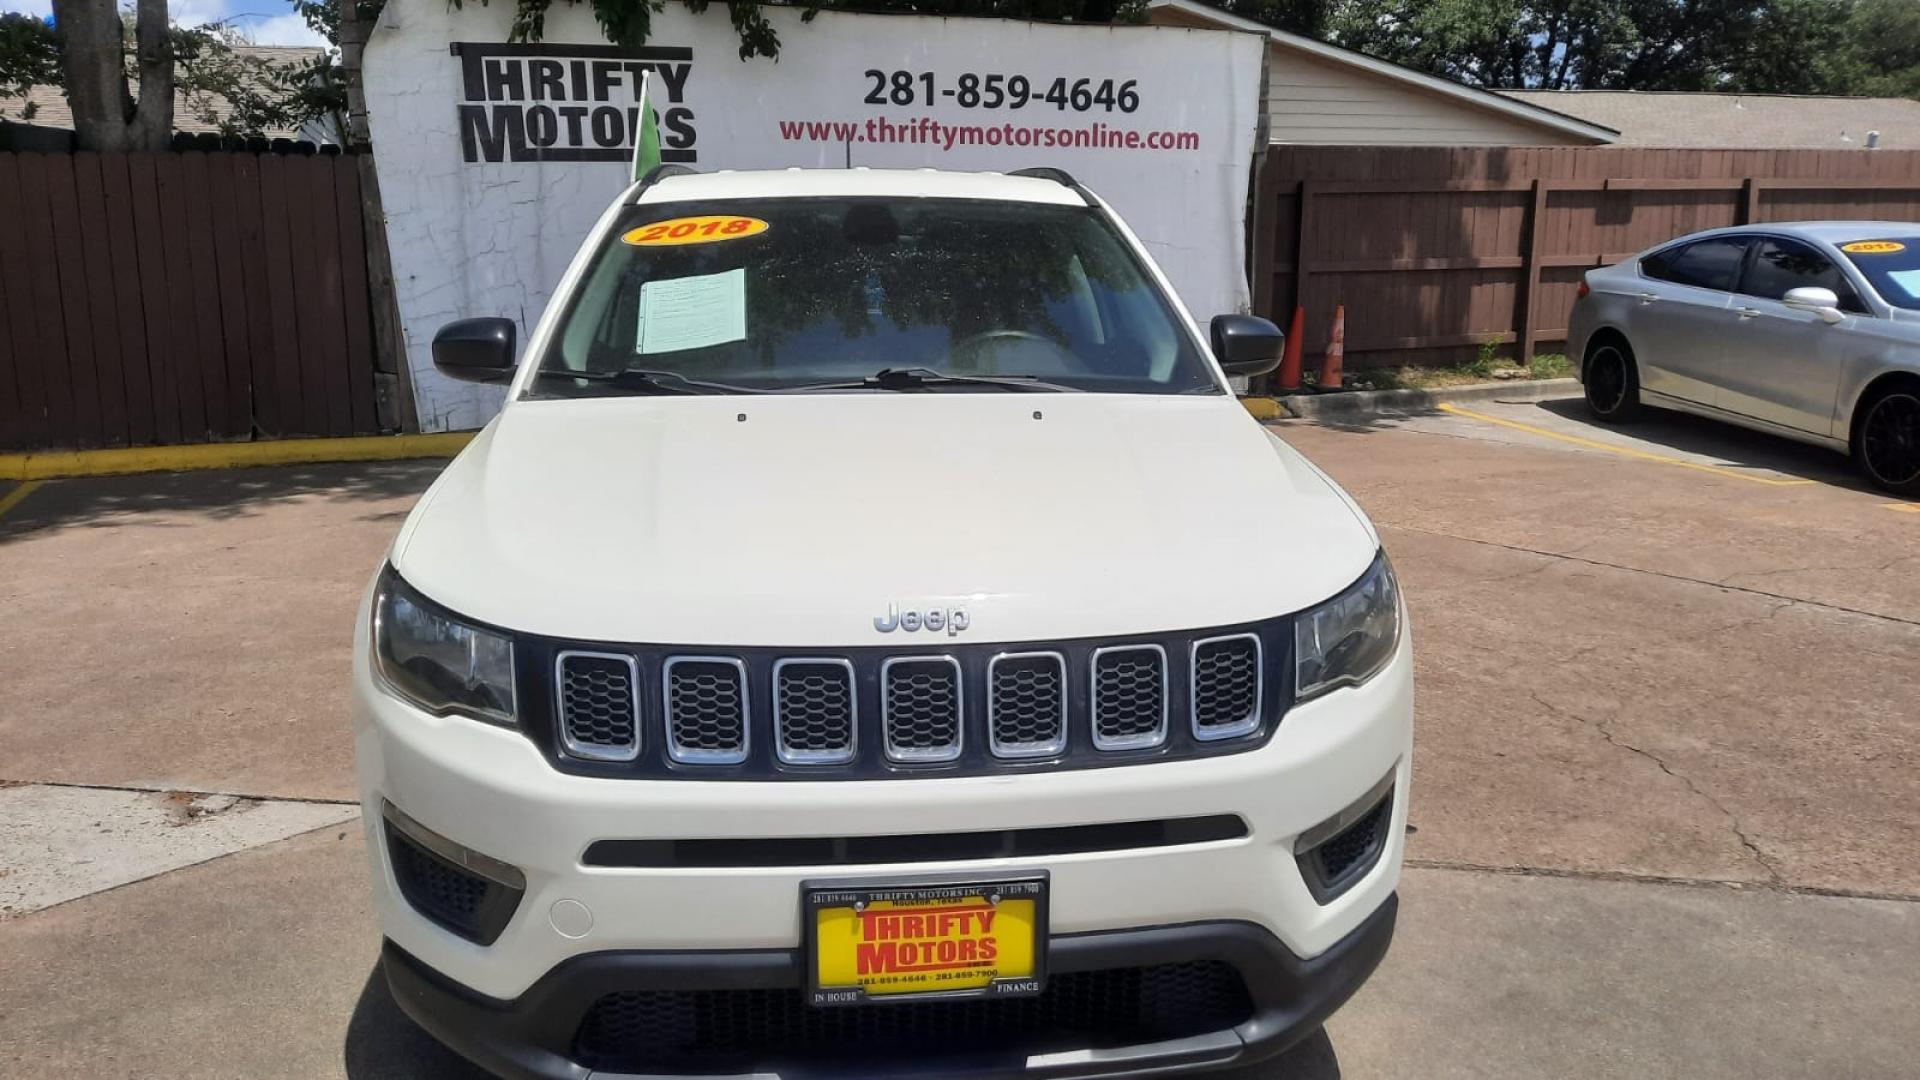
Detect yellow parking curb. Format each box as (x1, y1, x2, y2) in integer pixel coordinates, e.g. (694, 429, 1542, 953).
(0, 433, 476, 481)
(1240, 397, 1285, 421)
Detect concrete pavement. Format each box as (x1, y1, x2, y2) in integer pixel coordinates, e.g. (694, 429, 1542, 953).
(3, 394, 1918, 1077)
(4, 827, 1914, 1079)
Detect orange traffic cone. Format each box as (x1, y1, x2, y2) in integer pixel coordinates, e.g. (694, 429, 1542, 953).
(1275, 306, 1305, 392)
(1319, 305, 1346, 390)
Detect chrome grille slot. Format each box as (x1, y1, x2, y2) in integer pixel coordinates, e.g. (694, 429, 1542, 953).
(556, 651, 641, 762)
(663, 657, 748, 764)
(1191, 634, 1262, 740)
(1091, 645, 1167, 750)
(989, 652, 1067, 758)
(773, 659, 856, 765)
(882, 656, 963, 763)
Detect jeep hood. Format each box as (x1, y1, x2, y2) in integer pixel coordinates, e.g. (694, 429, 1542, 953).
(392, 394, 1378, 646)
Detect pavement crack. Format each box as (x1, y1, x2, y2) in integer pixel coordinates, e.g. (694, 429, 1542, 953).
(0, 778, 358, 806)
(1404, 859, 1920, 904)
(1380, 523, 1920, 629)
(1529, 690, 1785, 887)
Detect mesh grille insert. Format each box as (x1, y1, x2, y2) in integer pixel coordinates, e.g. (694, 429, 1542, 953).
(1314, 794, 1392, 884)
(557, 652, 639, 761)
(383, 820, 522, 946)
(989, 652, 1067, 757)
(665, 658, 748, 764)
(883, 657, 962, 762)
(1191, 635, 1262, 739)
(574, 960, 1254, 1073)
(1092, 646, 1166, 750)
(773, 660, 855, 764)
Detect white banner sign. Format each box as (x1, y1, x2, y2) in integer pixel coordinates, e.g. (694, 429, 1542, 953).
(364, 1, 1265, 429)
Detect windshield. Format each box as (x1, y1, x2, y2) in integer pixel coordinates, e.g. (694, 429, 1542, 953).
(531, 197, 1218, 396)
(1838, 238, 1920, 311)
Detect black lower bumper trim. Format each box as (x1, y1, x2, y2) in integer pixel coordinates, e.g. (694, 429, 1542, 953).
(382, 894, 1397, 1079)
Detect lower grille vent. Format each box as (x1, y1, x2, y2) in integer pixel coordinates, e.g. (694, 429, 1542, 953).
(574, 960, 1254, 1072)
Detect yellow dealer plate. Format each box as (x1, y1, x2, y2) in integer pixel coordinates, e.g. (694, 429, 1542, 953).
(621, 215, 768, 247)
(804, 876, 1047, 1006)
(1842, 240, 1906, 254)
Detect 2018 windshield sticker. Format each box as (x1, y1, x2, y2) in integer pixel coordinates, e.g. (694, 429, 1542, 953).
(1842, 240, 1906, 254)
(623, 215, 768, 246)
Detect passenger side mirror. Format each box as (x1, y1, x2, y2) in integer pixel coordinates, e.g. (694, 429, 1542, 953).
(432, 318, 519, 383)
(1782, 287, 1845, 325)
(1210, 314, 1285, 377)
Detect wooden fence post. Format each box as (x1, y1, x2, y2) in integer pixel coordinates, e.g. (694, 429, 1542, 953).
(1741, 177, 1763, 224)
(1516, 178, 1548, 366)
(357, 153, 419, 433)
(1291, 179, 1314, 320)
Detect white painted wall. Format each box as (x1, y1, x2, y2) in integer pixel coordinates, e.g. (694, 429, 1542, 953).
(363, 1, 1264, 431)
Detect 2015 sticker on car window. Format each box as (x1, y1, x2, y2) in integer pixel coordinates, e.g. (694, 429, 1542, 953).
(1841, 240, 1906, 254)
(622, 216, 768, 247)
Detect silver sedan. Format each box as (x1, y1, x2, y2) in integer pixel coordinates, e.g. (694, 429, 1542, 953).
(1568, 221, 1920, 494)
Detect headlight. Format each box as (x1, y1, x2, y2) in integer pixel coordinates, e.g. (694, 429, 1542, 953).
(1295, 553, 1402, 702)
(372, 567, 516, 725)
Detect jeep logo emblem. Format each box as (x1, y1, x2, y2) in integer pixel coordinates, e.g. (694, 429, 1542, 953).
(874, 602, 970, 636)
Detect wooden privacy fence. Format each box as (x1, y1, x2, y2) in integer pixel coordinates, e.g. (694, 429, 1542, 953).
(1253, 147, 1920, 371)
(0, 150, 399, 452)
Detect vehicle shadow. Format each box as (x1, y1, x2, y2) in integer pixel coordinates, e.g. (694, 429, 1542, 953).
(0, 459, 446, 544)
(343, 968, 491, 1080)
(1526, 397, 1868, 488)
(341, 965, 1344, 1079)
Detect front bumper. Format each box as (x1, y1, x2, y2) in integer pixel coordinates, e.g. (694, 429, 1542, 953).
(384, 896, 1398, 1080)
(353, 591, 1413, 1075)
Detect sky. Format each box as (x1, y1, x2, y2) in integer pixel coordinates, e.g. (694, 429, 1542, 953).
(0, 0, 330, 49)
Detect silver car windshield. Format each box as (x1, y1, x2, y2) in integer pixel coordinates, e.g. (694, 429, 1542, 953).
(531, 197, 1218, 396)
(1839, 238, 1920, 311)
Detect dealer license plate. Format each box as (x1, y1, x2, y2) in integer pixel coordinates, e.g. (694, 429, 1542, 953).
(803, 875, 1048, 1006)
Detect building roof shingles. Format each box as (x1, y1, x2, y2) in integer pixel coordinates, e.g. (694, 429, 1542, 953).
(1497, 90, 1920, 149)
(0, 44, 326, 141)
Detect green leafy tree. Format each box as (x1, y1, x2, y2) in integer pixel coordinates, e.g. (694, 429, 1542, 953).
(1309, 0, 1903, 93)
(1836, 0, 1920, 97)
(1, 13, 63, 115)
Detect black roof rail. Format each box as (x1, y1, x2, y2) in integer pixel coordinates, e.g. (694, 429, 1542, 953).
(1009, 167, 1097, 207)
(627, 162, 697, 202)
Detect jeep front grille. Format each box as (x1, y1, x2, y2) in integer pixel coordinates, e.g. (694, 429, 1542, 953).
(536, 615, 1291, 778)
(664, 657, 749, 764)
(989, 652, 1067, 758)
(1091, 645, 1168, 750)
(556, 651, 641, 762)
(882, 656, 963, 763)
(773, 659, 856, 765)
(1191, 634, 1262, 740)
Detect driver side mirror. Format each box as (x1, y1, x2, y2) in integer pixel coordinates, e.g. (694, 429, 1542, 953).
(1210, 314, 1285, 377)
(1782, 287, 1846, 325)
(433, 317, 518, 383)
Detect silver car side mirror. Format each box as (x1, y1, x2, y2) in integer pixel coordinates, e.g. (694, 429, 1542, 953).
(1782, 287, 1846, 325)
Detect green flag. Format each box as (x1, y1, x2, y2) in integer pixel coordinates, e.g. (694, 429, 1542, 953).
(631, 70, 661, 183)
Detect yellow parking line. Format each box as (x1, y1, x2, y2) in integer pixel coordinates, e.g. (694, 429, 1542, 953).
(0, 432, 474, 481)
(1886, 503, 1920, 515)
(0, 480, 43, 522)
(1435, 403, 1818, 487)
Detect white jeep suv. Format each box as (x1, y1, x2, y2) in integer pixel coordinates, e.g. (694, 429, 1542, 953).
(354, 166, 1411, 1079)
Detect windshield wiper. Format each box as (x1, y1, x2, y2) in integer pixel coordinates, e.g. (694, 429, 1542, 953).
(533, 368, 766, 395)
(795, 367, 1083, 393)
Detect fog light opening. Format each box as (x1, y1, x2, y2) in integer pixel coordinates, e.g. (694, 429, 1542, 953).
(1294, 775, 1395, 905)
(382, 800, 526, 945)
